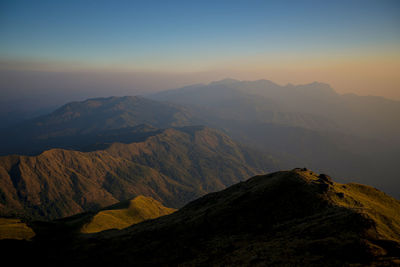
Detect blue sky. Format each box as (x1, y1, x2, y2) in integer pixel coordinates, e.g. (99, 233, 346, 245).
(1, 0, 398, 65)
(0, 0, 399, 98)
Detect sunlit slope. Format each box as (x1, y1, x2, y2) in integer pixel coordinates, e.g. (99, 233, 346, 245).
(81, 195, 176, 233)
(0, 126, 275, 220)
(290, 170, 400, 244)
(0, 218, 35, 240)
(329, 181, 400, 243)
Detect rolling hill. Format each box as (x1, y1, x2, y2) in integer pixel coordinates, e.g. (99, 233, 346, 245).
(79, 195, 176, 233)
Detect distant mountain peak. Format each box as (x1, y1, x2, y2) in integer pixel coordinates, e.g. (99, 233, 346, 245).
(293, 81, 336, 94)
(209, 78, 240, 85)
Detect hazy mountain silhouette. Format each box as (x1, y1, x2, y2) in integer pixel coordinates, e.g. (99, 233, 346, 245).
(1, 169, 399, 266)
(151, 79, 400, 197)
(0, 96, 200, 155)
(152, 79, 400, 143)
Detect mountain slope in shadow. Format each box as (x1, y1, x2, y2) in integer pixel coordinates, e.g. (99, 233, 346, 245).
(5, 169, 398, 266)
(75, 169, 400, 266)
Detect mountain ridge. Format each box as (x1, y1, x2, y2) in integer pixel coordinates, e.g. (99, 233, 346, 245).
(2, 169, 398, 266)
(0, 126, 277, 220)
(0, 96, 200, 155)
(70, 169, 400, 265)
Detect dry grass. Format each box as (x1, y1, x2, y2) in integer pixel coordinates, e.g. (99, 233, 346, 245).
(291, 169, 400, 241)
(0, 218, 35, 240)
(80, 195, 176, 233)
(330, 182, 400, 242)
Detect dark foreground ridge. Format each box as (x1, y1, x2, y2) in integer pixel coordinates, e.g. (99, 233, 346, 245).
(1, 169, 400, 266)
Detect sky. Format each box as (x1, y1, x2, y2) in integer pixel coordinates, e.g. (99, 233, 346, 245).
(0, 0, 400, 100)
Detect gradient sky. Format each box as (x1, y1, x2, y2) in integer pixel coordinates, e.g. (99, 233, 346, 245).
(1, 0, 399, 99)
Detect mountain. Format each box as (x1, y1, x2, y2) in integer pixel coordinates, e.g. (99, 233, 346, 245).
(152, 79, 400, 143)
(2, 169, 399, 266)
(152, 80, 334, 132)
(0, 96, 200, 155)
(150, 79, 400, 198)
(0, 126, 277, 220)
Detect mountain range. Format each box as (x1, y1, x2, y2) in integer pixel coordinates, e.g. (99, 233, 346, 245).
(0, 96, 199, 155)
(152, 78, 400, 143)
(0, 81, 399, 218)
(150, 79, 400, 197)
(0, 79, 399, 265)
(0, 125, 276, 220)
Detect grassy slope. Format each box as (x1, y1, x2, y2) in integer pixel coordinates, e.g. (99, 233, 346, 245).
(289, 170, 400, 243)
(80, 195, 176, 233)
(0, 218, 35, 240)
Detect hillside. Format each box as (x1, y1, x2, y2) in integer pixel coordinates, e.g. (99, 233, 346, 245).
(0, 126, 276, 220)
(2, 169, 399, 266)
(75, 169, 399, 266)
